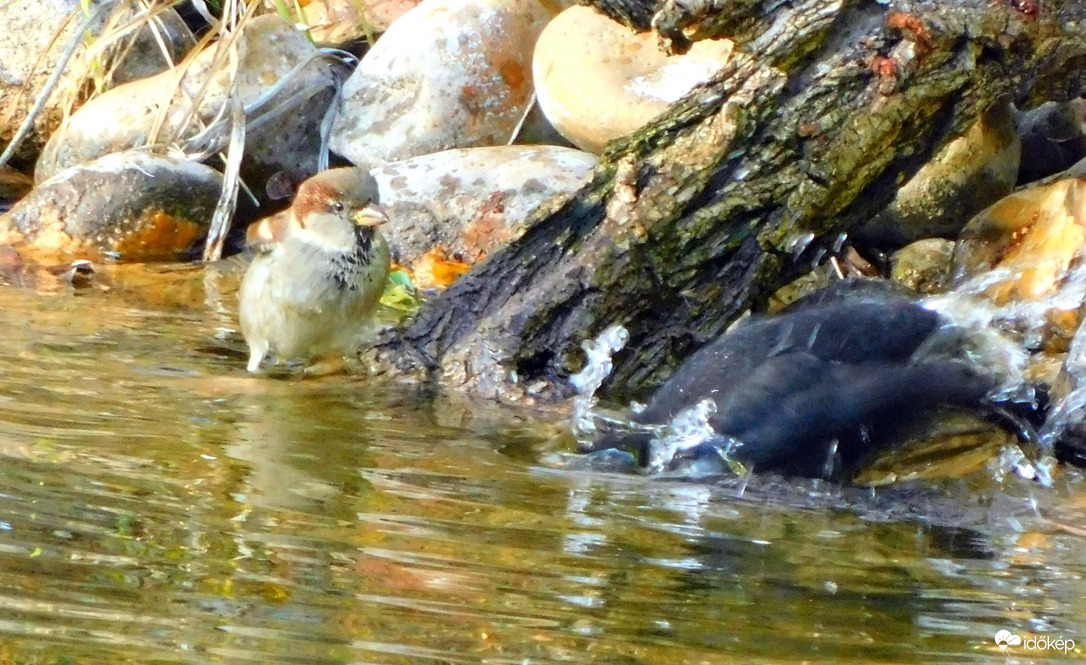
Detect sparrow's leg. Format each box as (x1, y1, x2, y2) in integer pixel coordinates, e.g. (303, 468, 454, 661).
(246, 341, 269, 373)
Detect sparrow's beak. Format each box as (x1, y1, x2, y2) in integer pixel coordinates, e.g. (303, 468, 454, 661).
(353, 204, 389, 228)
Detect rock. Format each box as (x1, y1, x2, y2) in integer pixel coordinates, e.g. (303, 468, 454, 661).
(35, 15, 335, 205)
(96, 8, 195, 87)
(276, 0, 423, 44)
(0, 247, 26, 283)
(951, 175, 1086, 352)
(532, 6, 734, 154)
(854, 103, 1021, 249)
(0, 1, 194, 167)
(0, 167, 33, 213)
(0, 152, 224, 262)
(330, 0, 551, 167)
(371, 145, 597, 287)
(890, 238, 954, 295)
(1016, 100, 1086, 186)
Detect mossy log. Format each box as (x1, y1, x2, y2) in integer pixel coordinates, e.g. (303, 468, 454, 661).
(389, 0, 1086, 401)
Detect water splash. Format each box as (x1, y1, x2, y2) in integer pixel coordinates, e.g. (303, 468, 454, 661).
(1040, 311, 1086, 451)
(569, 324, 630, 441)
(923, 247, 1086, 477)
(646, 398, 738, 474)
(568, 326, 739, 475)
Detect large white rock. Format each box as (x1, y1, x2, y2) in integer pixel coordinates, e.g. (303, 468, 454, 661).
(371, 145, 598, 288)
(35, 15, 335, 204)
(330, 0, 552, 167)
(533, 6, 734, 153)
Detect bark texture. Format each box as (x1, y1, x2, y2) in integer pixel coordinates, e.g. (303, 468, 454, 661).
(391, 0, 1086, 401)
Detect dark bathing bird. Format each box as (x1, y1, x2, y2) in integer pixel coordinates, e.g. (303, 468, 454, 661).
(585, 280, 1034, 480)
(239, 168, 391, 373)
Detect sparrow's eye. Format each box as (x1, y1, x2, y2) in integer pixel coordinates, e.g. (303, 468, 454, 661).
(332, 201, 345, 213)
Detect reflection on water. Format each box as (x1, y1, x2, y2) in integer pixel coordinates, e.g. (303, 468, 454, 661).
(0, 266, 1084, 664)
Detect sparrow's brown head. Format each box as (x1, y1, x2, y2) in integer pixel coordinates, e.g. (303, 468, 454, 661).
(248, 168, 388, 253)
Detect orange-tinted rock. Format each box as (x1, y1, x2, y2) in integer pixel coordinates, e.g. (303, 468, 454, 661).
(954, 177, 1086, 304)
(411, 248, 473, 291)
(952, 175, 1086, 352)
(0, 152, 223, 262)
(283, 0, 423, 43)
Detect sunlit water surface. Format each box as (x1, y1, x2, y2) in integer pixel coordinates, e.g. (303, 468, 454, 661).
(0, 267, 1084, 664)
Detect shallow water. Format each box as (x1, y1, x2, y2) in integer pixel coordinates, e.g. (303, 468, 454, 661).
(0, 266, 1085, 664)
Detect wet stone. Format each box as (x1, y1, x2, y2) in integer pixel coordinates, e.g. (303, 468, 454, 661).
(952, 175, 1086, 353)
(855, 104, 1021, 250)
(890, 238, 955, 295)
(1016, 100, 1086, 186)
(0, 152, 223, 262)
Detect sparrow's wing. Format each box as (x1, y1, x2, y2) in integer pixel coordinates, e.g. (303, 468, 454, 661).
(245, 211, 291, 253)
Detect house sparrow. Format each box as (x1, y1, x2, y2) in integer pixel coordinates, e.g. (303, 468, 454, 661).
(239, 168, 391, 373)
